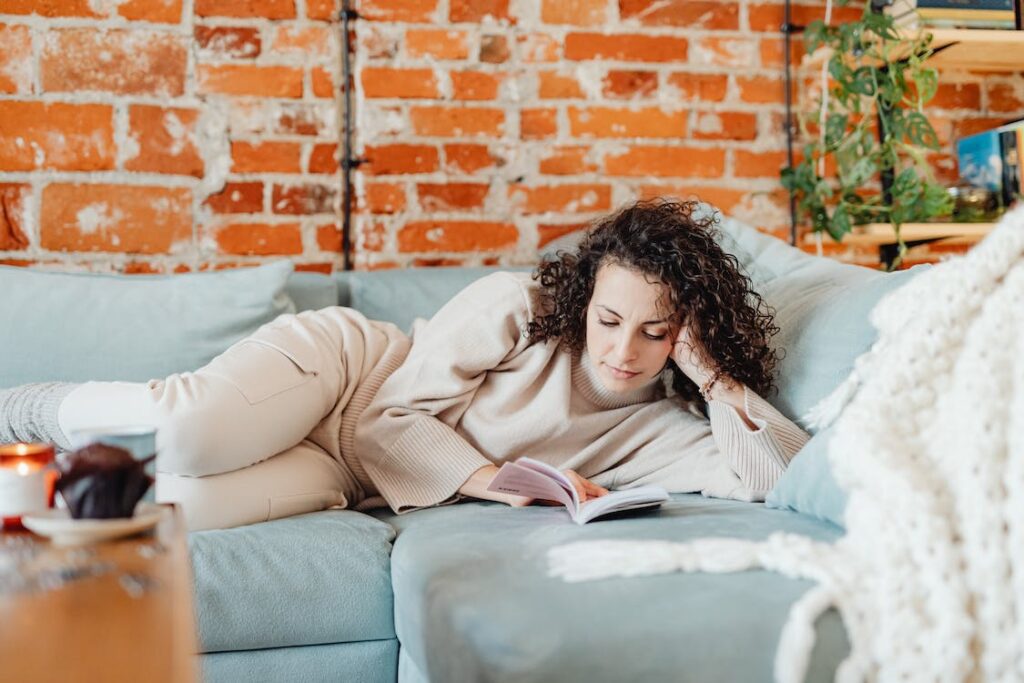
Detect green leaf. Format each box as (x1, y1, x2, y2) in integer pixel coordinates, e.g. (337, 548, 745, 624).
(825, 114, 849, 149)
(904, 111, 940, 149)
(829, 204, 853, 241)
(913, 68, 938, 104)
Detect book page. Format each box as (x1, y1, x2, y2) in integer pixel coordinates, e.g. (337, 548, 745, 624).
(487, 462, 576, 510)
(577, 485, 669, 524)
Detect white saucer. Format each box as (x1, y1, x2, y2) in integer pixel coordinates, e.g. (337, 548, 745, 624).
(21, 503, 165, 546)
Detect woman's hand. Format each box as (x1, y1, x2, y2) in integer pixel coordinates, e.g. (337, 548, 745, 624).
(672, 322, 717, 389)
(563, 469, 609, 504)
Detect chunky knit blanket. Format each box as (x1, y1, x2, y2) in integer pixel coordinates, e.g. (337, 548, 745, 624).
(548, 206, 1024, 682)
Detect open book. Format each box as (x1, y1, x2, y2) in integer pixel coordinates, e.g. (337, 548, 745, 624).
(486, 457, 669, 525)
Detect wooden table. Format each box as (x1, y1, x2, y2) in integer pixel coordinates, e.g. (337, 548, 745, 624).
(0, 505, 199, 683)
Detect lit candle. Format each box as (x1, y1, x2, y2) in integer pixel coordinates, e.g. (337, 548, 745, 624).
(0, 443, 55, 529)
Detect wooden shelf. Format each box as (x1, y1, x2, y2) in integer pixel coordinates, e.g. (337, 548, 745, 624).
(803, 28, 1024, 72)
(802, 222, 997, 247)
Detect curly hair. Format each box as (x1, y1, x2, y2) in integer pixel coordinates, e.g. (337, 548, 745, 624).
(527, 199, 780, 405)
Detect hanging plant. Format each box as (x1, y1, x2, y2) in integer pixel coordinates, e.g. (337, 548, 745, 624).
(781, 1, 954, 264)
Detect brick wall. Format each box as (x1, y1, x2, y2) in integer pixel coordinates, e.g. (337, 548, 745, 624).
(2, 0, 1021, 273)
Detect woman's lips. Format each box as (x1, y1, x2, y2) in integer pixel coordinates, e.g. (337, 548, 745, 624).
(605, 364, 639, 379)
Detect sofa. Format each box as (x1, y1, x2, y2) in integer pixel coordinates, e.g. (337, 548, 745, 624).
(1, 209, 919, 682)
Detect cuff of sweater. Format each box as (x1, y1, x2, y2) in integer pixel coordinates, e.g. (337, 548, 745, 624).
(363, 418, 492, 514)
(707, 388, 807, 492)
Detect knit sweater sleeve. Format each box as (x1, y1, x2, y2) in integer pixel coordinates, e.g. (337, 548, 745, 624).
(353, 273, 534, 513)
(705, 387, 809, 497)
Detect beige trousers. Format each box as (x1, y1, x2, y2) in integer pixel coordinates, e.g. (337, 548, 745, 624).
(58, 311, 367, 531)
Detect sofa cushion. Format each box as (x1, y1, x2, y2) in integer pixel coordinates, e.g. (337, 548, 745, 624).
(202, 639, 398, 683)
(285, 271, 340, 313)
(378, 496, 849, 683)
(189, 510, 396, 652)
(0, 261, 295, 389)
(335, 266, 531, 334)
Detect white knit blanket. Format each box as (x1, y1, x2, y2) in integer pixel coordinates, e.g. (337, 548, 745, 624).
(548, 206, 1024, 682)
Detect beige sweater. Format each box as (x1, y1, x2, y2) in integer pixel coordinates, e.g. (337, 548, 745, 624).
(353, 272, 809, 514)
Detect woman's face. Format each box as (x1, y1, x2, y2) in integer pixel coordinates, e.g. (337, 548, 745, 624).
(585, 262, 676, 393)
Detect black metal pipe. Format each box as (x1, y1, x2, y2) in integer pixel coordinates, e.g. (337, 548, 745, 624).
(340, 1, 358, 271)
(783, 0, 802, 246)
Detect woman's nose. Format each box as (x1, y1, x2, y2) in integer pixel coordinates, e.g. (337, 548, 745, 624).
(612, 333, 638, 362)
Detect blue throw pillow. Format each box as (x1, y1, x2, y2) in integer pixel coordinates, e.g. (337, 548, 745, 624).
(0, 260, 296, 388)
(765, 423, 846, 527)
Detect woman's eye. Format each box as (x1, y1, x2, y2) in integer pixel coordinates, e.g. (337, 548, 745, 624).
(599, 320, 617, 327)
(644, 333, 666, 341)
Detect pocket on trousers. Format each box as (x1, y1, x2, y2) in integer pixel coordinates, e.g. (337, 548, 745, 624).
(268, 491, 345, 521)
(227, 334, 320, 405)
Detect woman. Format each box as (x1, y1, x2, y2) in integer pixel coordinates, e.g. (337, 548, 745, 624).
(0, 200, 808, 530)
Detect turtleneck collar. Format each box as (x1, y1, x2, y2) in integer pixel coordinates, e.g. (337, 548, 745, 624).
(571, 349, 663, 410)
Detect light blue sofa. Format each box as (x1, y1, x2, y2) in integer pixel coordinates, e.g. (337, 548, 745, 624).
(1, 210, 917, 682)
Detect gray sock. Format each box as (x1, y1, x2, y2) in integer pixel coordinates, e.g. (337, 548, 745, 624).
(0, 382, 78, 451)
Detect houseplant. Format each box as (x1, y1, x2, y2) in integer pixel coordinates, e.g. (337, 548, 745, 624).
(781, 0, 954, 267)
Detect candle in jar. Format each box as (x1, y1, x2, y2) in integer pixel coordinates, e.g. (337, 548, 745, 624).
(0, 443, 55, 526)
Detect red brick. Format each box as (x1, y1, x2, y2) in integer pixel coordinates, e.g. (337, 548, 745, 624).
(450, 0, 509, 22)
(759, 36, 804, 68)
(410, 107, 505, 137)
(541, 0, 607, 26)
(125, 105, 203, 178)
(360, 25, 399, 58)
(443, 144, 497, 174)
(398, 220, 517, 252)
(195, 26, 261, 59)
(412, 257, 465, 267)
(692, 36, 757, 68)
(0, 0, 99, 17)
(360, 0, 437, 21)
(0, 25, 33, 94)
(309, 143, 339, 173)
(0, 102, 114, 172)
(41, 29, 186, 96)
(312, 67, 335, 97)
(358, 221, 389, 252)
(0, 184, 30, 251)
(406, 29, 470, 59)
(365, 144, 439, 175)
(117, 0, 183, 22)
(733, 150, 789, 178)
(540, 146, 597, 175)
(40, 184, 191, 254)
(451, 71, 503, 101)
(953, 117, 1009, 138)
(509, 184, 611, 214)
(273, 104, 329, 136)
(926, 82, 982, 110)
(272, 183, 337, 214)
(737, 76, 791, 104)
(270, 25, 333, 58)
(604, 146, 724, 177)
(569, 106, 686, 138)
(538, 222, 588, 248)
(692, 112, 758, 140)
(198, 64, 303, 98)
(518, 33, 561, 62)
(121, 261, 164, 275)
(195, 0, 296, 18)
(602, 70, 658, 99)
(0, 259, 34, 267)
(521, 108, 558, 140)
(417, 182, 490, 210)
(317, 223, 343, 251)
(637, 185, 744, 215)
(204, 182, 264, 214)
(987, 82, 1024, 113)
(306, 0, 337, 20)
(364, 183, 406, 214)
(621, 0, 738, 28)
(215, 222, 303, 255)
(748, 3, 862, 32)
(539, 71, 584, 99)
(362, 67, 439, 99)
(565, 33, 688, 62)
(295, 262, 334, 274)
(231, 142, 302, 173)
(666, 73, 728, 101)
(480, 35, 511, 63)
